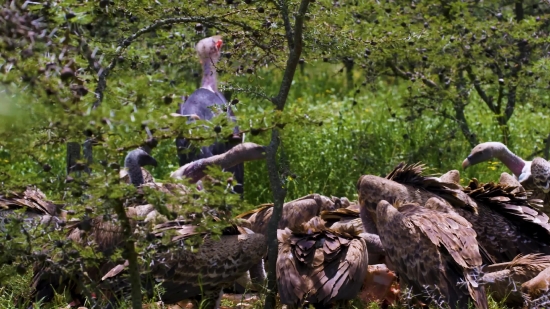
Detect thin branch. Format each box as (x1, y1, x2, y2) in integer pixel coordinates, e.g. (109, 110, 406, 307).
(387, 61, 439, 89)
(454, 70, 478, 147)
(515, 0, 524, 21)
(78, 37, 102, 73)
(271, 0, 310, 110)
(92, 11, 252, 109)
(110, 198, 142, 309)
(276, 0, 295, 49)
(526, 149, 544, 161)
(465, 65, 497, 113)
(505, 85, 517, 122)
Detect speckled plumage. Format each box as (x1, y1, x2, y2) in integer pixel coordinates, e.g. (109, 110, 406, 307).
(374, 200, 488, 309)
(480, 253, 550, 307)
(276, 217, 368, 308)
(531, 157, 550, 194)
(31, 148, 262, 307)
(100, 222, 267, 307)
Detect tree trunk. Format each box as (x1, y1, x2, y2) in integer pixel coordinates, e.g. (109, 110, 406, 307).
(110, 199, 142, 309)
(263, 1, 311, 309)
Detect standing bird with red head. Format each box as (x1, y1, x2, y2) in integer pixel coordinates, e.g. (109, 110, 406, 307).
(175, 36, 244, 195)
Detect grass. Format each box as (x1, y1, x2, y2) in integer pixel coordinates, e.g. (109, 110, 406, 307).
(2, 63, 548, 308)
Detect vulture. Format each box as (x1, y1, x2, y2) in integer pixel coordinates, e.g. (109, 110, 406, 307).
(235, 195, 347, 288)
(236, 194, 346, 236)
(31, 148, 265, 307)
(0, 186, 65, 230)
(30, 148, 160, 305)
(479, 254, 550, 307)
(100, 221, 266, 309)
(319, 206, 385, 264)
(357, 163, 550, 264)
(462, 141, 550, 208)
(175, 35, 244, 196)
(372, 199, 488, 309)
(462, 142, 530, 182)
(521, 263, 550, 306)
(276, 216, 369, 309)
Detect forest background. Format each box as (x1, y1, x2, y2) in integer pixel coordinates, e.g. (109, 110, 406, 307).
(0, 0, 549, 308)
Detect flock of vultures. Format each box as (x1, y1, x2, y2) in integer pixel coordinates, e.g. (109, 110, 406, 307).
(1, 36, 550, 309)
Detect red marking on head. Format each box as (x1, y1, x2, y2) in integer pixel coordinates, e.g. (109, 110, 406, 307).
(215, 39, 223, 50)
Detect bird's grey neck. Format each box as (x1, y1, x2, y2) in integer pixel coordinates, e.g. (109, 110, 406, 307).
(125, 157, 144, 187)
(201, 60, 218, 92)
(495, 147, 525, 177)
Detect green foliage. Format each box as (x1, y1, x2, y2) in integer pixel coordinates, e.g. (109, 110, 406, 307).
(0, 0, 548, 307)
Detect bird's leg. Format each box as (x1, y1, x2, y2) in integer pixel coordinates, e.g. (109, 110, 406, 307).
(249, 259, 267, 290)
(200, 288, 223, 309)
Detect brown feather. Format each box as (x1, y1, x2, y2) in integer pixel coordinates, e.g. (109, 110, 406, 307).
(100, 220, 267, 305)
(481, 253, 550, 307)
(0, 186, 64, 227)
(277, 217, 368, 307)
(237, 194, 344, 236)
(358, 163, 550, 264)
(375, 199, 487, 309)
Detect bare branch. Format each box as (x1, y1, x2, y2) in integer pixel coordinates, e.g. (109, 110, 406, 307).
(92, 11, 253, 109)
(505, 85, 517, 122)
(276, 0, 295, 49)
(465, 65, 497, 113)
(271, 0, 310, 109)
(526, 149, 544, 161)
(387, 61, 439, 89)
(78, 37, 102, 73)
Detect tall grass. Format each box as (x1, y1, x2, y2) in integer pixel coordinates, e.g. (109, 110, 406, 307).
(3, 64, 547, 308)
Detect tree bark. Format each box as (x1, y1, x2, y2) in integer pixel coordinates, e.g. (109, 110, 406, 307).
(110, 199, 142, 309)
(545, 133, 550, 160)
(66, 142, 81, 176)
(263, 1, 311, 309)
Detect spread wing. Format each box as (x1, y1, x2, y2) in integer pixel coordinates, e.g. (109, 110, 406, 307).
(459, 179, 550, 261)
(308, 233, 368, 304)
(0, 186, 60, 218)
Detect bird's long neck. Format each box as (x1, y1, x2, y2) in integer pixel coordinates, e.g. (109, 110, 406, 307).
(125, 156, 144, 187)
(201, 59, 218, 93)
(495, 147, 525, 177)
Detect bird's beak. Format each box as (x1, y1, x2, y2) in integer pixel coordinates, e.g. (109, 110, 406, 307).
(462, 158, 470, 169)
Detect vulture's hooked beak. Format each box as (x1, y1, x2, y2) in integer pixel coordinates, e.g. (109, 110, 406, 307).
(462, 158, 471, 169)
